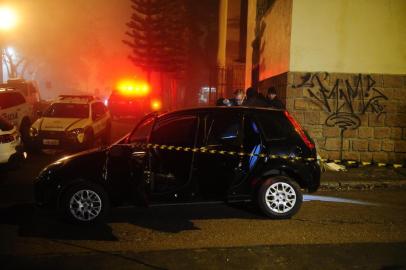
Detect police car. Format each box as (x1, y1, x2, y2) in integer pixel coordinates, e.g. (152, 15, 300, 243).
(29, 95, 111, 151)
(0, 116, 24, 166)
(0, 88, 33, 143)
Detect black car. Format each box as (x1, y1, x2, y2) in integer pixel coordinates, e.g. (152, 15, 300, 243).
(34, 107, 320, 224)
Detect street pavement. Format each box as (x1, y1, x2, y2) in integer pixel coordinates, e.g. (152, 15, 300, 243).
(0, 190, 405, 269)
(0, 118, 405, 269)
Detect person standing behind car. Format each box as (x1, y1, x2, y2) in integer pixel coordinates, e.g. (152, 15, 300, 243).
(242, 87, 268, 107)
(229, 89, 245, 106)
(266, 87, 285, 109)
(215, 89, 245, 106)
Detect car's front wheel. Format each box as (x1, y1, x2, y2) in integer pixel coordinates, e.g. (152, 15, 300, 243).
(257, 176, 302, 219)
(61, 182, 110, 224)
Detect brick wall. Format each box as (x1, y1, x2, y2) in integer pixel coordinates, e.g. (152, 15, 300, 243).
(259, 72, 406, 163)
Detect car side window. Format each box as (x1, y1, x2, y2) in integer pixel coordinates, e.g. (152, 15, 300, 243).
(0, 92, 25, 109)
(129, 118, 155, 143)
(256, 111, 295, 140)
(150, 115, 197, 147)
(92, 102, 105, 119)
(205, 113, 242, 147)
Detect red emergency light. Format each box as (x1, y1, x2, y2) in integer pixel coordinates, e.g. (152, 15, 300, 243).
(151, 99, 162, 111)
(116, 79, 150, 97)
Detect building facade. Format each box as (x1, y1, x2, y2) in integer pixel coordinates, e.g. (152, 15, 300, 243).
(240, 0, 406, 163)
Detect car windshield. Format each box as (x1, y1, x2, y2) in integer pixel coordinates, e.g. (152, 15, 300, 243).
(43, 103, 89, 118)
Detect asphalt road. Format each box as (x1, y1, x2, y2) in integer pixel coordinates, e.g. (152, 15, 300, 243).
(0, 119, 405, 269)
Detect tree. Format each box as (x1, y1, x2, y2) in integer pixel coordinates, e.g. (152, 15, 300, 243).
(123, 0, 189, 81)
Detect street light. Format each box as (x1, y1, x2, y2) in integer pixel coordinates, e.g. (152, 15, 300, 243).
(0, 5, 18, 83)
(0, 7, 17, 31)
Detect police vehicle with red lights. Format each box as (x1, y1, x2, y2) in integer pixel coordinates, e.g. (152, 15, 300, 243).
(107, 79, 161, 118)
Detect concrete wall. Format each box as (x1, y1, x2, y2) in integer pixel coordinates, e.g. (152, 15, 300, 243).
(253, 0, 406, 163)
(258, 0, 293, 81)
(226, 0, 242, 66)
(244, 0, 257, 89)
(290, 0, 406, 74)
(286, 72, 406, 163)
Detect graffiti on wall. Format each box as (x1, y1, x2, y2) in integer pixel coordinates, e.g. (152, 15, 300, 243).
(293, 72, 388, 159)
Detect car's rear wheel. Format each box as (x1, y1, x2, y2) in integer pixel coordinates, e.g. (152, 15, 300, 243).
(61, 182, 110, 224)
(257, 176, 302, 219)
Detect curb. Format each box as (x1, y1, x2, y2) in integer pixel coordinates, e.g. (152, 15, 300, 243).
(319, 180, 406, 190)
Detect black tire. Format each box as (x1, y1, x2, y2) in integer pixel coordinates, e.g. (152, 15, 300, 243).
(257, 176, 302, 219)
(60, 182, 110, 224)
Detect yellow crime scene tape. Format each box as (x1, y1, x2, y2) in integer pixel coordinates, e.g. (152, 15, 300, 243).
(121, 142, 404, 169)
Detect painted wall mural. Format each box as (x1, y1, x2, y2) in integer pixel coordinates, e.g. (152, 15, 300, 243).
(293, 72, 389, 159)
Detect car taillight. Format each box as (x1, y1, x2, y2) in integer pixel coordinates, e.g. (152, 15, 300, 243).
(0, 134, 15, 144)
(284, 111, 315, 150)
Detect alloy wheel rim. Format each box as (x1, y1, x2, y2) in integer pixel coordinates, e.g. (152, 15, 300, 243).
(265, 182, 296, 214)
(69, 189, 102, 221)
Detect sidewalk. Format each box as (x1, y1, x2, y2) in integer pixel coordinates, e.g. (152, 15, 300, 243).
(320, 165, 406, 190)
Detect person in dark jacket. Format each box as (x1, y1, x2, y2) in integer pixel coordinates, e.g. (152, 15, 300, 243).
(266, 87, 285, 109)
(242, 87, 268, 107)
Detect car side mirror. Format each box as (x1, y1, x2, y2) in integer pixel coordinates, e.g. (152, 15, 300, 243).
(109, 144, 131, 158)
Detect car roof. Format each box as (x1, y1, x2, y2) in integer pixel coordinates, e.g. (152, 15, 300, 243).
(158, 106, 284, 118)
(53, 95, 101, 105)
(0, 88, 24, 95)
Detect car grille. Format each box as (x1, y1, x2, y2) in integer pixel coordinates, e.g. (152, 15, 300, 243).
(39, 130, 66, 139)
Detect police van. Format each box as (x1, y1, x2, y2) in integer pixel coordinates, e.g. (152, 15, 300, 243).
(0, 88, 34, 142)
(29, 95, 111, 151)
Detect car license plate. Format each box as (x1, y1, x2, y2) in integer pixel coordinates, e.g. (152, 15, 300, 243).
(43, 139, 59, 146)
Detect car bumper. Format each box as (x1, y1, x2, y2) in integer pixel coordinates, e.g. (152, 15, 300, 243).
(0, 141, 24, 164)
(30, 131, 87, 150)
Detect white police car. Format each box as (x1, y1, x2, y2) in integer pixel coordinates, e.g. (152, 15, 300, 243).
(0, 88, 33, 142)
(0, 116, 24, 166)
(29, 95, 111, 151)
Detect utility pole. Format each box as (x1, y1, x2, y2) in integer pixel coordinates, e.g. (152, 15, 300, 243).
(216, 0, 228, 99)
(0, 46, 3, 83)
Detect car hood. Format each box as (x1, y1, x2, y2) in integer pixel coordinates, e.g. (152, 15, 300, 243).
(39, 117, 88, 132)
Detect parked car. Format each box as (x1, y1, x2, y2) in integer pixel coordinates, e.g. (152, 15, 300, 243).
(34, 106, 320, 224)
(0, 116, 25, 167)
(0, 89, 34, 143)
(29, 95, 111, 151)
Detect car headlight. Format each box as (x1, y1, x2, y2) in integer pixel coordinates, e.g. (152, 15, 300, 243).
(29, 127, 39, 137)
(67, 128, 84, 137)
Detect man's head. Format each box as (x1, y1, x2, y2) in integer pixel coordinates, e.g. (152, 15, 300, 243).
(267, 87, 277, 100)
(233, 89, 244, 105)
(245, 87, 257, 99)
